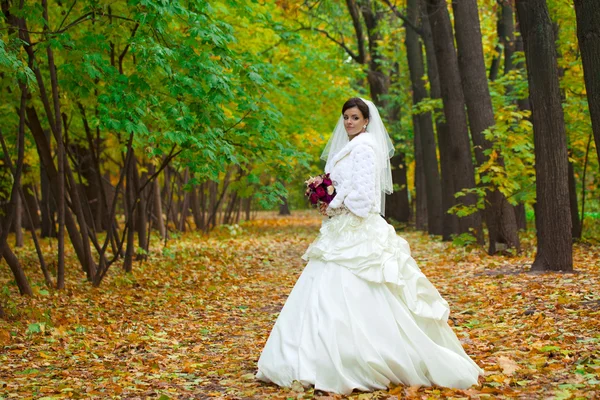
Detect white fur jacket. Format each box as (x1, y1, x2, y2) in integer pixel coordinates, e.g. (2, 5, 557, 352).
(326, 132, 381, 218)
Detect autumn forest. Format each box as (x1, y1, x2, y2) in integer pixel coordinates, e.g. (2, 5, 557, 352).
(1, 0, 600, 398)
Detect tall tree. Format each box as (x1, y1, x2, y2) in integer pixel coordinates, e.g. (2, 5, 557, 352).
(424, 0, 483, 240)
(419, 0, 459, 239)
(516, 0, 573, 271)
(344, 0, 410, 221)
(573, 0, 600, 167)
(404, 0, 443, 235)
(452, 0, 520, 254)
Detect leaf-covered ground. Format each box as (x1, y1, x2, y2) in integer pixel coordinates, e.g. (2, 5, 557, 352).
(1, 212, 599, 399)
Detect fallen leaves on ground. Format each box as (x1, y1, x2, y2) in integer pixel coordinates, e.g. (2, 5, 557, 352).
(1, 211, 599, 399)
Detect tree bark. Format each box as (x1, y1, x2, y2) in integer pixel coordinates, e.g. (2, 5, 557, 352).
(568, 160, 582, 240)
(420, 0, 459, 239)
(514, 203, 527, 230)
(1, 240, 32, 296)
(424, 0, 482, 240)
(177, 168, 190, 232)
(39, 132, 56, 238)
(413, 115, 428, 230)
(452, 0, 520, 253)
(133, 157, 147, 258)
(516, 0, 573, 271)
(14, 192, 23, 247)
(388, 153, 410, 222)
(406, 0, 442, 234)
(279, 194, 291, 216)
(41, 0, 66, 288)
(21, 182, 40, 230)
(150, 164, 166, 237)
(574, 0, 600, 165)
(123, 149, 136, 273)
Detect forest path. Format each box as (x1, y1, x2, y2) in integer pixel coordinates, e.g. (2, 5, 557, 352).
(1, 212, 599, 399)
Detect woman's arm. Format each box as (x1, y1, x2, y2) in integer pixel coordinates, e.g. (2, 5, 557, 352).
(327, 144, 377, 218)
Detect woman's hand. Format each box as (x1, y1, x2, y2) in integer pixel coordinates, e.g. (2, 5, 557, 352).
(319, 202, 328, 216)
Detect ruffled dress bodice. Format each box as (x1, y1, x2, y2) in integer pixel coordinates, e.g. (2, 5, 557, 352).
(303, 213, 450, 322)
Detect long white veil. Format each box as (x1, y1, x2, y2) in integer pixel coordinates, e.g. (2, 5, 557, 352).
(320, 98, 395, 214)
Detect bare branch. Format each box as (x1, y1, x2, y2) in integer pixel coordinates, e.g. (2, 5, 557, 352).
(381, 0, 424, 36)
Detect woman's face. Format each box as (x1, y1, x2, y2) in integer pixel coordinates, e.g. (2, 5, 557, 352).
(343, 106, 368, 136)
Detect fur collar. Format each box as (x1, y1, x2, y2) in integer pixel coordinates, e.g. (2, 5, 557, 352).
(327, 132, 377, 170)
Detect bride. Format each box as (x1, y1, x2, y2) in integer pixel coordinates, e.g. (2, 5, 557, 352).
(256, 98, 483, 395)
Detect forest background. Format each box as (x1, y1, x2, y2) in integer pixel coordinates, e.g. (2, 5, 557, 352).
(1, 0, 600, 397)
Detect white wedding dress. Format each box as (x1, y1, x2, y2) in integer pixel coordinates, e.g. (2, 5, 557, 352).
(256, 127, 483, 395)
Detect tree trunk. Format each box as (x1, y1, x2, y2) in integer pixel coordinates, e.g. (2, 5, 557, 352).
(514, 203, 527, 230)
(501, 1, 516, 76)
(14, 192, 23, 247)
(133, 157, 148, 259)
(21, 183, 40, 230)
(406, 0, 443, 235)
(19, 186, 52, 288)
(177, 168, 190, 232)
(420, 0, 459, 239)
(489, 1, 515, 81)
(568, 160, 582, 240)
(574, 0, 600, 165)
(40, 0, 66, 288)
(279, 195, 291, 216)
(40, 136, 56, 237)
(191, 183, 204, 231)
(150, 164, 166, 237)
(123, 151, 136, 273)
(244, 197, 252, 221)
(452, 0, 520, 253)
(424, 0, 482, 240)
(1, 240, 32, 296)
(413, 115, 428, 231)
(387, 153, 410, 222)
(516, 0, 573, 271)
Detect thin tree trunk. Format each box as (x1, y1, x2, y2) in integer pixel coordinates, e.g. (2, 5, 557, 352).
(1, 240, 32, 295)
(14, 192, 23, 247)
(177, 168, 190, 232)
(123, 150, 136, 273)
(41, 0, 66, 288)
(245, 197, 252, 221)
(514, 203, 527, 230)
(279, 192, 291, 216)
(150, 165, 166, 237)
(406, 0, 442, 234)
(568, 160, 582, 240)
(424, 0, 483, 240)
(516, 0, 573, 271)
(574, 0, 600, 165)
(388, 154, 410, 222)
(21, 182, 40, 230)
(580, 132, 593, 235)
(413, 115, 428, 230)
(452, 0, 520, 253)
(421, 0, 460, 239)
(20, 187, 52, 287)
(133, 157, 147, 258)
(39, 131, 55, 237)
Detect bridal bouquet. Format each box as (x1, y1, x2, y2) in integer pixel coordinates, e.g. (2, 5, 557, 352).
(305, 173, 336, 206)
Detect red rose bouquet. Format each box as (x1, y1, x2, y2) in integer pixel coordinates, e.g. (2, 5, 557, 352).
(305, 173, 336, 207)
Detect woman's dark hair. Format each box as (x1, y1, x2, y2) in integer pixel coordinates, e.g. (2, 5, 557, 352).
(342, 97, 370, 120)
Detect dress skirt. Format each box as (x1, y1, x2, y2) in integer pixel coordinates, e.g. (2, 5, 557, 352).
(256, 213, 483, 395)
